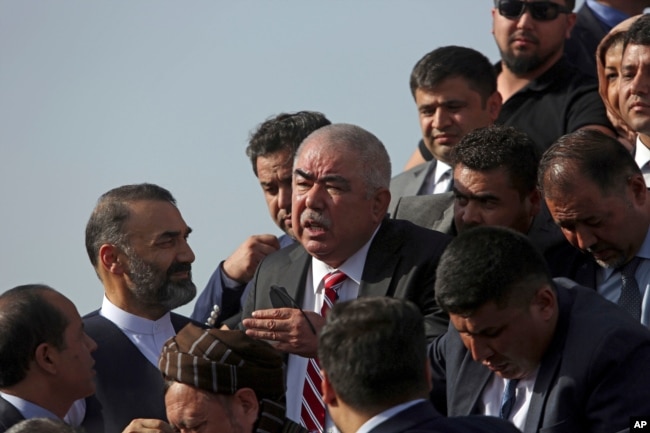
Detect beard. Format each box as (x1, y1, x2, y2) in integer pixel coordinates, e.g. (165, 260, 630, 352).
(500, 48, 544, 75)
(125, 250, 196, 310)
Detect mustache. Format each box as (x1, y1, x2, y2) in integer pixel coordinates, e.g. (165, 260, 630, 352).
(509, 31, 539, 44)
(300, 210, 331, 229)
(167, 262, 192, 276)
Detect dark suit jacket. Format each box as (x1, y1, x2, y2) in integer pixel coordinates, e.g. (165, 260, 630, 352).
(564, 3, 609, 78)
(429, 278, 650, 433)
(241, 218, 453, 341)
(388, 161, 435, 216)
(367, 400, 521, 433)
(391, 192, 596, 281)
(81, 311, 194, 433)
(0, 397, 24, 432)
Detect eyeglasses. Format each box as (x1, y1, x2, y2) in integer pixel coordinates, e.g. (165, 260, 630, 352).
(497, 0, 571, 21)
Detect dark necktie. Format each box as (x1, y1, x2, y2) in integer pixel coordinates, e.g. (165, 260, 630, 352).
(617, 256, 643, 321)
(300, 271, 348, 433)
(500, 379, 519, 420)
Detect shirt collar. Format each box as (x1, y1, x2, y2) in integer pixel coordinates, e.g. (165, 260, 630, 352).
(433, 160, 452, 184)
(0, 392, 60, 420)
(635, 136, 650, 172)
(100, 295, 174, 336)
(355, 399, 426, 433)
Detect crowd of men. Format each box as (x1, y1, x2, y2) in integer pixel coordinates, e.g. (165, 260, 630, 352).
(3, 1, 650, 433)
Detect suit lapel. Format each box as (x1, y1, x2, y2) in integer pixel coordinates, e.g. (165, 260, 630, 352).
(451, 357, 492, 416)
(523, 284, 573, 433)
(286, 245, 312, 306)
(359, 221, 401, 297)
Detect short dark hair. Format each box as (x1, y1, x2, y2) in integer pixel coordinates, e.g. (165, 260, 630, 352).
(435, 226, 552, 315)
(85, 183, 176, 270)
(0, 285, 68, 387)
(318, 297, 428, 412)
(409, 45, 497, 106)
(538, 129, 642, 200)
(450, 125, 540, 197)
(246, 111, 331, 176)
(624, 13, 650, 50)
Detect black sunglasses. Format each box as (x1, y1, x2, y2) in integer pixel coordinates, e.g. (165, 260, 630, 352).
(497, 0, 571, 21)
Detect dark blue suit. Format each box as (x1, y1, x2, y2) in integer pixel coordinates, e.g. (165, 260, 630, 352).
(366, 400, 520, 433)
(81, 311, 194, 433)
(429, 278, 650, 433)
(0, 397, 24, 432)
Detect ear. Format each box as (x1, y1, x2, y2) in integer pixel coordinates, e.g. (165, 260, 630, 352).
(526, 188, 542, 218)
(628, 173, 647, 207)
(491, 7, 497, 35)
(233, 388, 259, 426)
(372, 188, 391, 223)
(99, 244, 125, 275)
(565, 13, 577, 39)
(531, 285, 556, 322)
(321, 370, 338, 408)
(34, 343, 58, 375)
(487, 91, 503, 123)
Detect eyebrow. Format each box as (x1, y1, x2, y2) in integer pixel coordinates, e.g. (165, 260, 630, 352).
(156, 227, 192, 241)
(294, 169, 351, 189)
(453, 188, 500, 202)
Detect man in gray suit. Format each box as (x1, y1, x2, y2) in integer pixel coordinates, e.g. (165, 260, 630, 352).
(391, 45, 502, 213)
(429, 226, 650, 433)
(393, 125, 584, 278)
(240, 123, 452, 432)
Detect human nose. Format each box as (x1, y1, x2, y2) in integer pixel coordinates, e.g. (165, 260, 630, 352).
(278, 185, 292, 212)
(467, 335, 494, 363)
(515, 6, 534, 28)
(630, 70, 650, 96)
(178, 238, 196, 263)
(566, 225, 596, 251)
(304, 183, 325, 210)
(460, 201, 483, 226)
(85, 333, 98, 352)
(431, 108, 452, 130)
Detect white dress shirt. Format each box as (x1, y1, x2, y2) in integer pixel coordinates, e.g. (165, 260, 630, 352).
(419, 160, 452, 195)
(480, 369, 538, 431)
(285, 227, 379, 433)
(634, 136, 650, 187)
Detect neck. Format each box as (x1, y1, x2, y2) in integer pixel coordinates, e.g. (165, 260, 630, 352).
(1, 383, 71, 419)
(498, 52, 562, 102)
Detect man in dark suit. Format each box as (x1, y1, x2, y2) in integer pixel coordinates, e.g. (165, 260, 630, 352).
(0, 284, 97, 431)
(191, 111, 331, 328)
(391, 45, 501, 206)
(319, 297, 522, 433)
(429, 226, 650, 432)
(240, 123, 452, 432)
(539, 130, 650, 325)
(392, 125, 588, 279)
(80, 183, 198, 433)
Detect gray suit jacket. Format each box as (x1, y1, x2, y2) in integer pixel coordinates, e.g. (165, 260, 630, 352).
(391, 192, 593, 280)
(388, 161, 435, 216)
(429, 278, 650, 433)
(241, 218, 453, 341)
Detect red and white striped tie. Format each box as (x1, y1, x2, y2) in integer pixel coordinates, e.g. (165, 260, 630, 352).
(300, 270, 348, 433)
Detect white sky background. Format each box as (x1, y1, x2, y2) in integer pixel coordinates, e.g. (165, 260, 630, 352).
(0, 0, 584, 316)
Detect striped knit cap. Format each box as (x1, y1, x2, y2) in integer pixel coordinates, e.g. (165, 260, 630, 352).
(158, 324, 285, 400)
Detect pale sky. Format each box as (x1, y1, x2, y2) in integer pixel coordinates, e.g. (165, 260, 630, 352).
(1, 0, 584, 316)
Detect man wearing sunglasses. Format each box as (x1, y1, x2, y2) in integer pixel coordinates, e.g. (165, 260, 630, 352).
(492, 0, 613, 151)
